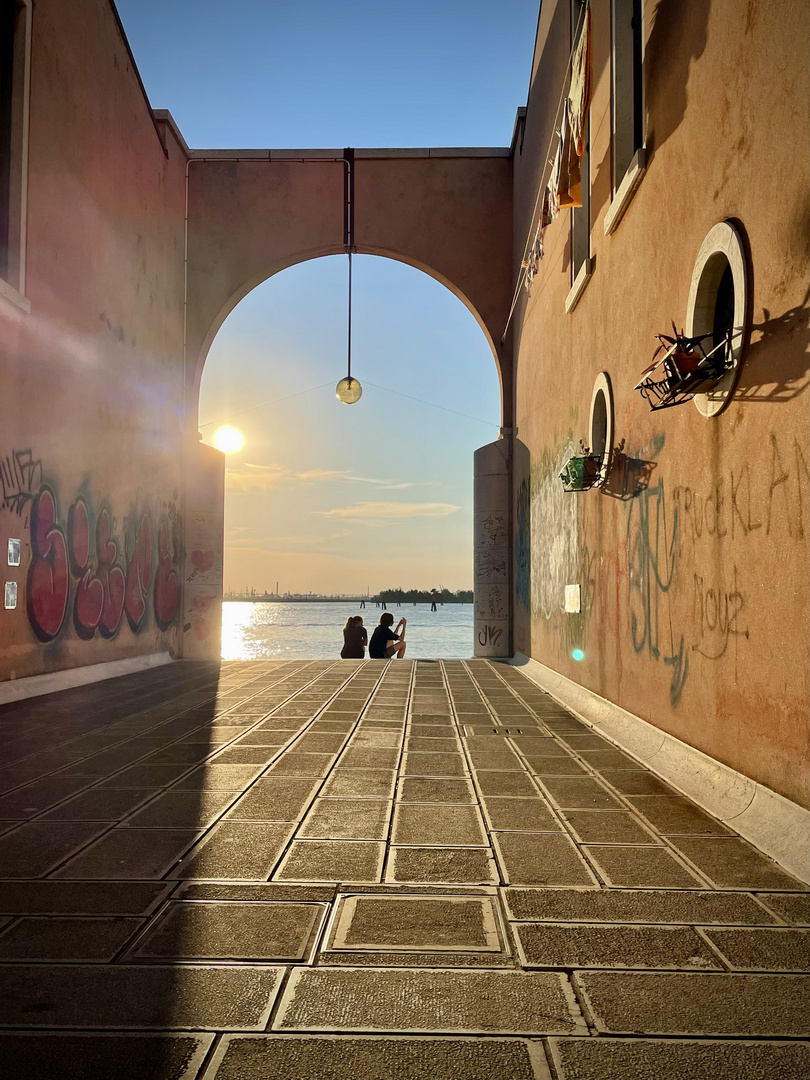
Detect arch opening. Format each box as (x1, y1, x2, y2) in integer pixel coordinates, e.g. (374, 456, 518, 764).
(197, 253, 501, 660)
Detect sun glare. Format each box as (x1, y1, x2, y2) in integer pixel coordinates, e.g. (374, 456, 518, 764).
(213, 425, 244, 454)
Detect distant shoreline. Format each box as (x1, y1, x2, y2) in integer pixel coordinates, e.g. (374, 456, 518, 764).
(224, 598, 471, 604)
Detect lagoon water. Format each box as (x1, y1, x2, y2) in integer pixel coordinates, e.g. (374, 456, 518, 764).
(221, 601, 474, 661)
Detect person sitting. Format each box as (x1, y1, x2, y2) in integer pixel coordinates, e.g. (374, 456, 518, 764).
(368, 612, 406, 659)
(340, 615, 367, 659)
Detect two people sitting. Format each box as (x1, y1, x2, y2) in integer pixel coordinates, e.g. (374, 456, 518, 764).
(341, 612, 406, 660)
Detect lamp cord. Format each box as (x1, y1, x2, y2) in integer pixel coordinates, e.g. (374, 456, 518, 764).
(347, 250, 353, 381)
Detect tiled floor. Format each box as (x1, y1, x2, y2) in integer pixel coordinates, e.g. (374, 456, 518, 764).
(0, 658, 808, 1079)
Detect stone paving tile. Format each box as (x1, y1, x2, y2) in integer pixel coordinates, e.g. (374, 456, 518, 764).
(338, 748, 400, 769)
(482, 797, 563, 832)
(669, 836, 807, 890)
(0, 964, 284, 1029)
(626, 795, 735, 835)
(582, 845, 706, 888)
(321, 770, 396, 799)
(205, 1034, 548, 1080)
(210, 747, 280, 765)
(298, 798, 391, 840)
(392, 803, 487, 846)
(547, 1037, 810, 1080)
(514, 922, 720, 969)
(175, 764, 265, 789)
(474, 770, 539, 797)
(700, 927, 810, 971)
(387, 847, 499, 885)
(53, 827, 202, 879)
(493, 833, 599, 887)
(590, 770, 676, 795)
(130, 900, 325, 961)
(524, 755, 589, 776)
(0, 1033, 215, 1080)
(274, 967, 586, 1034)
(263, 753, 336, 777)
(464, 748, 524, 770)
(0, 776, 97, 819)
(0, 915, 143, 960)
(0, 880, 173, 915)
(397, 777, 475, 803)
(574, 971, 810, 1035)
(95, 763, 195, 788)
(40, 787, 156, 821)
(121, 790, 237, 828)
(400, 752, 467, 777)
(561, 810, 661, 845)
(223, 778, 320, 821)
(175, 883, 336, 902)
(176, 822, 294, 879)
(0, 821, 114, 877)
(537, 777, 625, 810)
(274, 840, 385, 883)
(325, 894, 502, 952)
(503, 887, 780, 925)
(755, 891, 810, 925)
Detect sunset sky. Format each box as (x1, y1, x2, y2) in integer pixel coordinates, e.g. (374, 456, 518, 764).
(118, 0, 539, 594)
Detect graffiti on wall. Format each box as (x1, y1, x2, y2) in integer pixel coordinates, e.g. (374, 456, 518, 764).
(9, 459, 183, 645)
(522, 426, 807, 709)
(1, 450, 43, 517)
(625, 437, 689, 706)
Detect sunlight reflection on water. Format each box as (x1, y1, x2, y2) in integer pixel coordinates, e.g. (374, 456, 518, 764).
(221, 601, 474, 660)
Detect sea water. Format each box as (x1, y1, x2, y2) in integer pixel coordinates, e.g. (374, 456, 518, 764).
(221, 601, 474, 661)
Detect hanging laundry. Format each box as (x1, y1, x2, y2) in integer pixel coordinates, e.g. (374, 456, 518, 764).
(568, 5, 592, 158)
(554, 109, 582, 209)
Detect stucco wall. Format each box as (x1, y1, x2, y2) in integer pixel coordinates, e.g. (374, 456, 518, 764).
(0, 0, 188, 679)
(511, 0, 810, 805)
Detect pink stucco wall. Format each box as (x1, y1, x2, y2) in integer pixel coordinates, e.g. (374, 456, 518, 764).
(511, 0, 809, 805)
(0, 0, 188, 678)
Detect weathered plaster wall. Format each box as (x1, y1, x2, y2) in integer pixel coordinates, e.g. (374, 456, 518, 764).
(0, 0, 188, 679)
(512, 0, 809, 805)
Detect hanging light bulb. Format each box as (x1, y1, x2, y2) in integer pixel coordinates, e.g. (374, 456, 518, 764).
(336, 188, 362, 404)
(336, 375, 362, 403)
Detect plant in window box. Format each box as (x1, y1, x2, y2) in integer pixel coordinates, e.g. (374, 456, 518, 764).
(560, 441, 604, 492)
(634, 322, 733, 411)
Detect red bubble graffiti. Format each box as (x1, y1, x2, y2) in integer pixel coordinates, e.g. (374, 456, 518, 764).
(124, 514, 153, 633)
(25, 487, 181, 644)
(68, 498, 126, 639)
(154, 520, 181, 631)
(27, 487, 69, 642)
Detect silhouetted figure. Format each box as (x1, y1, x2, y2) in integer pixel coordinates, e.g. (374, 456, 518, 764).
(369, 612, 407, 659)
(341, 615, 367, 659)
(360, 599, 366, 609)
(431, 599, 438, 612)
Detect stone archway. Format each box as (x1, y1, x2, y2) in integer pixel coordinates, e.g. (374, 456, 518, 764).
(180, 148, 514, 658)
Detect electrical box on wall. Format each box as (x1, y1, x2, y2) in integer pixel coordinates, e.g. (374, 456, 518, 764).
(564, 584, 581, 613)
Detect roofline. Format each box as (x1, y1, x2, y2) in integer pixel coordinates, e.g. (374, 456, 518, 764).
(187, 147, 511, 161)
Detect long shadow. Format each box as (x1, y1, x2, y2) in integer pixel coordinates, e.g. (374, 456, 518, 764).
(644, 0, 711, 160)
(733, 286, 810, 404)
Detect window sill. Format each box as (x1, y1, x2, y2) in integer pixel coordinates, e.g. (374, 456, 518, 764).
(0, 277, 30, 314)
(604, 147, 647, 236)
(565, 256, 594, 314)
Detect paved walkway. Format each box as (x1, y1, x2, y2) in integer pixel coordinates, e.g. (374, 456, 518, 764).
(0, 658, 807, 1079)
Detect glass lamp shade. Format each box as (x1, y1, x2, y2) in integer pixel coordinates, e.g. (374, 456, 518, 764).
(336, 376, 362, 404)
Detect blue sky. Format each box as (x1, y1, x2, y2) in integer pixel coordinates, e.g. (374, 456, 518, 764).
(117, 0, 539, 594)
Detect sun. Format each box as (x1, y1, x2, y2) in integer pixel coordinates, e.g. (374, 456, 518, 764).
(213, 426, 244, 454)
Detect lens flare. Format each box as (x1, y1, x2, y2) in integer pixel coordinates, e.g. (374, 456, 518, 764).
(213, 426, 244, 454)
(572, 648, 585, 661)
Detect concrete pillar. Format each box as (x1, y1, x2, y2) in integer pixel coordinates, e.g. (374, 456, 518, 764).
(181, 440, 225, 661)
(473, 438, 511, 658)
